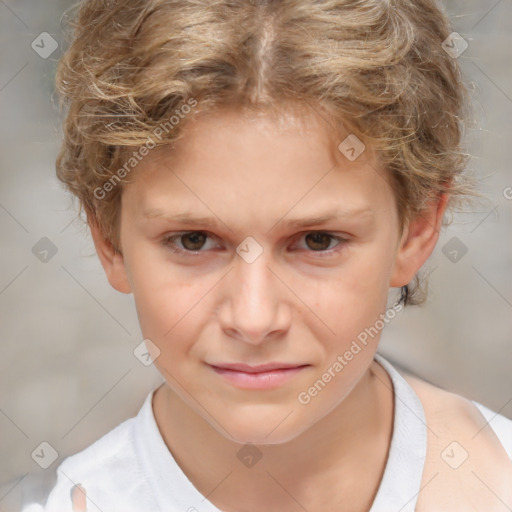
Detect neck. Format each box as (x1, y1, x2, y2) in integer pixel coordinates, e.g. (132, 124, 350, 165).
(153, 359, 394, 512)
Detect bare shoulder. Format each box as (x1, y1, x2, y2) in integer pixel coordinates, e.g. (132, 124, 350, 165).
(401, 372, 512, 511)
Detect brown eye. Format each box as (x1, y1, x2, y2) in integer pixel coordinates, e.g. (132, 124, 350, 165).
(162, 231, 219, 256)
(180, 232, 207, 250)
(304, 232, 335, 251)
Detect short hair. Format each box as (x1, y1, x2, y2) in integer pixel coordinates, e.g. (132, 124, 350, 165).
(54, 0, 473, 305)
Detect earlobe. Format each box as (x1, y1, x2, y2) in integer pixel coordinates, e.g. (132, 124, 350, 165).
(390, 193, 449, 288)
(87, 212, 132, 294)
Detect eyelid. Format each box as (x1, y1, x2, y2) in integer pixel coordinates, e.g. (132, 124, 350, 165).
(291, 231, 348, 253)
(162, 231, 220, 254)
(162, 230, 349, 256)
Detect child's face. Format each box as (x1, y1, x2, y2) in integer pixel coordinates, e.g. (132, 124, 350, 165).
(94, 107, 439, 444)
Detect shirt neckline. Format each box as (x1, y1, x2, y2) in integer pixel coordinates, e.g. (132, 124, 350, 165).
(369, 353, 427, 511)
(134, 352, 427, 512)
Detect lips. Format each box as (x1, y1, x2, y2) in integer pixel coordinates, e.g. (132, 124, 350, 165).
(208, 362, 308, 373)
(207, 362, 310, 390)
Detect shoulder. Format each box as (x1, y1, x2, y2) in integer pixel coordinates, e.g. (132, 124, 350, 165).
(402, 373, 512, 511)
(60, 413, 139, 475)
(471, 400, 512, 460)
(402, 373, 512, 460)
(39, 414, 143, 512)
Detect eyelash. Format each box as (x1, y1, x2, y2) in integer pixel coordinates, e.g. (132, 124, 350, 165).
(161, 231, 348, 257)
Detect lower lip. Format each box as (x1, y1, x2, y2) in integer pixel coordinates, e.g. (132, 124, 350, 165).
(209, 365, 308, 390)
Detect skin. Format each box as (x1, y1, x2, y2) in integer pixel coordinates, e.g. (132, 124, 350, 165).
(80, 106, 511, 512)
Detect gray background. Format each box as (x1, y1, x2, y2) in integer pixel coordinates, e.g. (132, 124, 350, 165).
(0, 0, 511, 510)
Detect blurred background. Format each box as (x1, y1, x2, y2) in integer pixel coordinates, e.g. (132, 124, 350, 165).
(0, 0, 511, 510)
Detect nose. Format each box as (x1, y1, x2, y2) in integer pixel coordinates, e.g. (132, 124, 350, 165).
(218, 248, 291, 345)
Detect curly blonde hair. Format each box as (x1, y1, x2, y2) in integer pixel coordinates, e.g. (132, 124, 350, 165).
(54, 0, 473, 305)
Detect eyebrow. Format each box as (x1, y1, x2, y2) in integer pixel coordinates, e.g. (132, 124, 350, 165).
(272, 208, 373, 229)
(142, 207, 373, 229)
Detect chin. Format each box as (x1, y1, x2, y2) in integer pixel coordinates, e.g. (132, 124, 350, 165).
(227, 431, 300, 446)
(213, 414, 309, 446)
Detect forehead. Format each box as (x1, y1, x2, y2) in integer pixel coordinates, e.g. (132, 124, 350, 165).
(121, 107, 396, 225)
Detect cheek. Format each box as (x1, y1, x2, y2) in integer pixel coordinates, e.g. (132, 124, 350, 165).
(318, 246, 395, 345)
(136, 281, 201, 340)
(125, 247, 204, 339)
(131, 274, 210, 382)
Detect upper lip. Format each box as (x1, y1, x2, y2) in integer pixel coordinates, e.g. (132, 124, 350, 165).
(208, 362, 309, 373)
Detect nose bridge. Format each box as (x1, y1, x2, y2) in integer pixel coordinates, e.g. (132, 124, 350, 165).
(235, 245, 276, 310)
(223, 244, 287, 342)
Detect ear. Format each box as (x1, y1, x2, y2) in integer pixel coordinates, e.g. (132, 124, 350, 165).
(390, 192, 449, 288)
(87, 212, 132, 294)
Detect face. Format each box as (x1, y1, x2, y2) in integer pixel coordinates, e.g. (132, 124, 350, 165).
(93, 107, 442, 445)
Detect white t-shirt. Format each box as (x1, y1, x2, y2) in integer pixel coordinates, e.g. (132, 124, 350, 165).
(21, 354, 512, 512)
